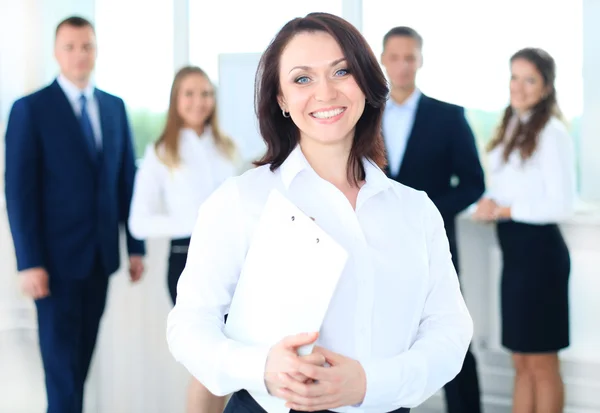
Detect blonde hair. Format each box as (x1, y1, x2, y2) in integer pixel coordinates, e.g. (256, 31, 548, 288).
(156, 66, 237, 167)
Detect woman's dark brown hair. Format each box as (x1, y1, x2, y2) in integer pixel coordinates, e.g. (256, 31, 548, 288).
(156, 66, 236, 168)
(487, 48, 563, 161)
(253, 12, 389, 185)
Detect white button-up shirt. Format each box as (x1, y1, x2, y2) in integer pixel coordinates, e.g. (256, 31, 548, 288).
(56, 73, 103, 149)
(128, 127, 238, 239)
(166, 145, 473, 412)
(486, 115, 576, 224)
(382, 89, 421, 177)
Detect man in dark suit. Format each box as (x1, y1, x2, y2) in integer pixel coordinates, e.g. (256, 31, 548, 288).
(381, 27, 485, 413)
(4, 16, 144, 413)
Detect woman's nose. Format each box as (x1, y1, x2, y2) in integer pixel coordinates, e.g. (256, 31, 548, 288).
(314, 78, 338, 102)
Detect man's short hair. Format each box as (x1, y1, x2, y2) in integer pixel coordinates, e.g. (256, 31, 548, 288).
(383, 26, 423, 49)
(55, 16, 95, 38)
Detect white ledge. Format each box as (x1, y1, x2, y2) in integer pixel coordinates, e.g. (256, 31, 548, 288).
(458, 201, 600, 227)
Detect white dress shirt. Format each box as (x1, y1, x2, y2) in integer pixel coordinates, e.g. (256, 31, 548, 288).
(486, 115, 576, 224)
(382, 89, 421, 177)
(166, 145, 473, 412)
(128, 127, 238, 239)
(56, 74, 103, 149)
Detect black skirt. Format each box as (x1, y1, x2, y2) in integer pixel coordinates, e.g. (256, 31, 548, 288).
(167, 238, 228, 324)
(496, 221, 570, 353)
(167, 237, 191, 305)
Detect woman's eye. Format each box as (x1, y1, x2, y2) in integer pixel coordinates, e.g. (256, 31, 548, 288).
(295, 76, 310, 84)
(335, 68, 349, 76)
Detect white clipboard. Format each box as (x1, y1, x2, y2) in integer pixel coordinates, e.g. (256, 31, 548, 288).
(223, 189, 348, 412)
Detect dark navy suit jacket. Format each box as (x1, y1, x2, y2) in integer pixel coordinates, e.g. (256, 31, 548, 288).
(385, 93, 485, 270)
(5, 79, 144, 279)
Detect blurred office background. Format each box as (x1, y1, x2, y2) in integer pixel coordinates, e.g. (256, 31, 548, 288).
(1, 0, 599, 412)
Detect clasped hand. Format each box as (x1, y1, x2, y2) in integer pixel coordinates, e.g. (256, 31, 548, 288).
(264, 332, 366, 412)
(473, 198, 512, 222)
(473, 198, 499, 221)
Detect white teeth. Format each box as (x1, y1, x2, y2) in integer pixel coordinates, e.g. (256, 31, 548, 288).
(311, 108, 345, 119)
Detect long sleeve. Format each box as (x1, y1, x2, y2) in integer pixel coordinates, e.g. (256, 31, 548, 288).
(4, 98, 45, 271)
(510, 121, 576, 224)
(431, 107, 485, 219)
(166, 178, 271, 397)
(118, 99, 145, 254)
(360, 194, 473, 409)
(128, 145, 196, 239)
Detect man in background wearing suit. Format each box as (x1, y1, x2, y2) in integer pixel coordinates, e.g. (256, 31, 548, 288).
(381, 27, 485, 413)
(4, 16, 144, 413)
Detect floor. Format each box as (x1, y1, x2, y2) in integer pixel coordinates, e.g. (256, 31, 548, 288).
(0, 328, 47, 413)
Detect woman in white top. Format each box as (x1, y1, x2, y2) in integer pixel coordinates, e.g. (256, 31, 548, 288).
(473, 48, 576, 413)
(167, 13, 473, 413)
(129, 65, 238, 413)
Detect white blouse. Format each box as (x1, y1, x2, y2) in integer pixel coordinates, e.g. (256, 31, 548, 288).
(487, 115, 576, 224)
(166, 145, 473, 412)
(128, 127, 238, 239)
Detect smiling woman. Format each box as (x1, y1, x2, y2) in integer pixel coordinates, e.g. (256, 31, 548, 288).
(167, 12, 473, 413)
(473, 48, 576, 413)
(278, 38, 368, 155)
(254, 18, 388, 187)
(128, 65, 239, 413)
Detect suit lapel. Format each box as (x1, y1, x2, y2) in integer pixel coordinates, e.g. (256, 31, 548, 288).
(397, 93, 429, 178)
(50, 80, 98, 166)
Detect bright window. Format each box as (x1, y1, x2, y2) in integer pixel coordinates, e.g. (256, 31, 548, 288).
(189, 1, 344, 84)
(94, 0, 174, 156)
(362, 0, 583, 184)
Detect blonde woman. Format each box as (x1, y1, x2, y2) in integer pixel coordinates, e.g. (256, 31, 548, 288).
(129, 66, 238, 413)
